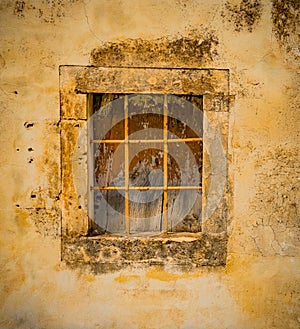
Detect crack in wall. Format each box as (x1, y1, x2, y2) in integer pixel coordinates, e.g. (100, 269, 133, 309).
(249, 146, 300, 257)
(81, 0, 103, 43)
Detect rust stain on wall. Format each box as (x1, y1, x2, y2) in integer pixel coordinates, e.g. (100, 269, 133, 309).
(145, 267, 210, 282)
(114, 273, 140, 284)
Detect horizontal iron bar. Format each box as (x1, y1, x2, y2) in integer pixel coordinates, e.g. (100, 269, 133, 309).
(91, 137, 202, 144)
(91, 186, 202, 191)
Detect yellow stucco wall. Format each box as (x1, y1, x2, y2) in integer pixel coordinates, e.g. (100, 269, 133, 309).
(0, 1, 299, 328)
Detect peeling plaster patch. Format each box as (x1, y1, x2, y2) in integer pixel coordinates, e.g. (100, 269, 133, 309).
(17, 121, 61, 238)
(222, 0, 262, 32)
(0, 54, 6, 70)
(26, 207, 60, 238)
(271, 0, 300, 64)
(1, 37, 57, 72)
(14, 0, 25, 17)
(249, 146, 300, 256)
(17, 190, 60, 238)
(90, 32, 219, 68)
(13, 0, 80, 23)
(271, 0, 300, 41)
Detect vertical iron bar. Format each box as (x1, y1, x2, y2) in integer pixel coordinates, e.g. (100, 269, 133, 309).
(87, 94, 94, 232)
(124, 95, 130, 235)
(163, 94, 168, 233)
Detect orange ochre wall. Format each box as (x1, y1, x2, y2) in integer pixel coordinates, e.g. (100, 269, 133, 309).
(0, 1, 299, 328)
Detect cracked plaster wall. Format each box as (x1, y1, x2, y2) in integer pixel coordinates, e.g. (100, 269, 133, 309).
(0, 0, 299, 328)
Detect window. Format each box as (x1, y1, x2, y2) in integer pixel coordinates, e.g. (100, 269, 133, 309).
(89, 93, 203, 236)
(60, 66, 230, 272)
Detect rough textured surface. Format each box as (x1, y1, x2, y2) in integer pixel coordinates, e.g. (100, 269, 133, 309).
(222, 0, 263, 32)
(271, 0, 300, 42)
(249, 146, 300, 256)
(60, 65, 230, 266)
(91, 33, 219, 68)
(271, 0, 300, 63)
(0, 0, 299, 328)
(13, 0, 80, 23)
(63, 233, 227, 274)
(73, 67, 229, 95)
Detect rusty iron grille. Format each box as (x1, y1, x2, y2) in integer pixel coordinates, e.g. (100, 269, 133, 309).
(89, 94, 203, 236)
